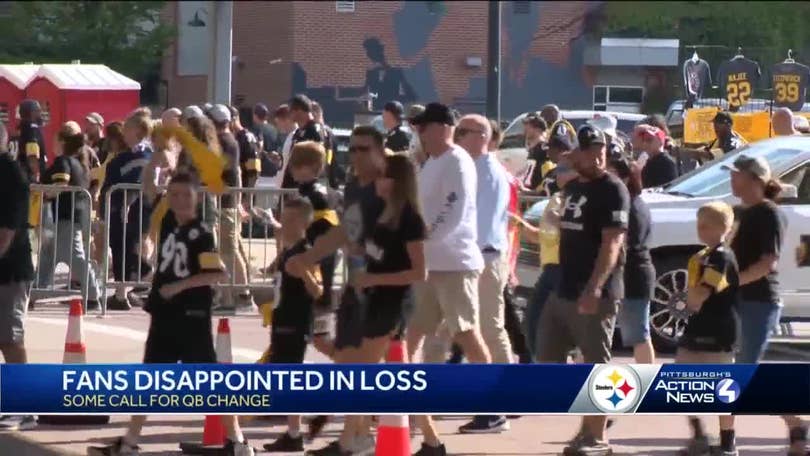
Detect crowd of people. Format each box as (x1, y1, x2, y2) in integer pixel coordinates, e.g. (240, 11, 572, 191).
(0, 92, 807, 456)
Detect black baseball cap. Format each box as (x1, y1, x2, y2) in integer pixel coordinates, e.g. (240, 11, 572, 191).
(713, 111, 733, 125)
(549, 134, 575, 151)
(409, 102, 456, 126)
(383, 101, 404, 119)
(577, 124, 607, 149)
(19, 99, 41, 117)
(253, 103, 269, 119)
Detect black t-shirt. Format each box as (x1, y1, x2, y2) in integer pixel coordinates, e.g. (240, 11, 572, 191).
(558, 173, 630, 301)
(365, 203, 425, 304)
(624, 196, 655, 299)
(771, 61, 810, 111)
(298, 180, 338, 309)
(17, 122, 47, 182)
(681, 245, 739, 352)
(146, 213, 223, 318)
(385, 125, 411, 152)
(528, 142, 548, 190)
(282, 120, 325, 189)
(683, 59, 712, 104)
(255, 123, 279, 154)
(235, 129, 260, 180)
(43, 155, 90, 222)
(342, 179, 386, 247)
(717, 57, 761, 111)
(217, 131, 241, 208)
(730, 201, 786, 302)
(0, 154, 34, 284)
(322, 124, 339, 188)
(275, 239, 315, 333)
(641, 152, 678, 189)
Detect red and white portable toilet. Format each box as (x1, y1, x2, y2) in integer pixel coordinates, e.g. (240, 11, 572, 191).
(25, 63, 140, 163)
(0, 63, 40, 135)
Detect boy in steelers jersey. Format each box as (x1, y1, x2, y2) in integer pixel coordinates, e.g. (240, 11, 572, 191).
(679, 201, 739, 456)
(88, 172, 255, 456)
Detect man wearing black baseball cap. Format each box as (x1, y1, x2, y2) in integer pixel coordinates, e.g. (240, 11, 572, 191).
(382, 100, 411, 152)
(537, 123, 575, 195)
(537, 124, 629, 456)
(707, 111, 746, 159)
(523, 112, 549, 189)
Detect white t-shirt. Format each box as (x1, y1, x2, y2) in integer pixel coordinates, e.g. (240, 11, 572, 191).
(272, 131, 296, 188)
(418, 145, 484, 272)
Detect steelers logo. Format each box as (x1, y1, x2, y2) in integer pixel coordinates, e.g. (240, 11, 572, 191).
(587, 365, 642, 413)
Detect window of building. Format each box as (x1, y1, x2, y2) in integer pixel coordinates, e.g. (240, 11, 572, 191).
(336, 1, 355, 13)
(513, 1, 530, 14)
(593, 85, 644, 113)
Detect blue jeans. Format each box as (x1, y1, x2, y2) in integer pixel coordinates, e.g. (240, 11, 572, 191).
(735, 300, 782, 364)
(524, 264, 560, 361)
(618, 298, 651, 346)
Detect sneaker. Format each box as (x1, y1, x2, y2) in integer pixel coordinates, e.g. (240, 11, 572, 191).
(263, 432, 304, 452)
(106, 296, 131, 311)
(305, 440, 351, 456)
(350, 434, 375, 455)
(563, 434, 613, 456)
(458, 415, 509, 434)
(308, 415, 330, 441)
(678, 436, 712, 456)
(87, 437, 140, 456)
(715, 446, 738, 456)
(225, 439, 255, 456)
(0, 415, 37, 431)
(413, 442, 447, 456)
(126, 292, 144, 308)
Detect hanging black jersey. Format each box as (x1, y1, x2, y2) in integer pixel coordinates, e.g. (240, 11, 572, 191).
(146, 212, 224, 318)
(683, 59, 712, 104)
(717, 58, 761, 111)
(771, 61, 810, 111)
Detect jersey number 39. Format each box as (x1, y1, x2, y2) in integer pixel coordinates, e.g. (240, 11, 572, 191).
(775, 81, 800, 103)
(159, 233, 190, 278)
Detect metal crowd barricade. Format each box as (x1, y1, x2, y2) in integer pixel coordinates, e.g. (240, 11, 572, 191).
(29, 184, 93, 310)
(100, 184, 340, 315)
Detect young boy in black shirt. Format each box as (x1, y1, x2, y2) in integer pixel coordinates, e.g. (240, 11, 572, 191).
(288, 141, 339, 358)
(263, 198, 323, 453)
(680, 201, 739, 456)
(88, 173, 255, 456)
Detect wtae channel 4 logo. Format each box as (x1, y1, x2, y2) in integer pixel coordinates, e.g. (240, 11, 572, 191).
(653, 371, 740, 404)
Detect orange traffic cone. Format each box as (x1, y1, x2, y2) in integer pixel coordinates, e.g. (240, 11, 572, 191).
(39, 299, 109, 425)
(180, 318, 231, 454)
(375, 339, 410, 456)
(64, 299, 86, 363)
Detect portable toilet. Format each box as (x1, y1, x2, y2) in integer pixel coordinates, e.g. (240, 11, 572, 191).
(25, 63, 140, 162)
(0, 64, 40, 136)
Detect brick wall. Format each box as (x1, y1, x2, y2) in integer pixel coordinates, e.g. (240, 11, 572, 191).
(232, 2, 294, 108)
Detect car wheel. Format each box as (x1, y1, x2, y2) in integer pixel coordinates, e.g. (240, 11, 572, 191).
(650, 254, 692, 353)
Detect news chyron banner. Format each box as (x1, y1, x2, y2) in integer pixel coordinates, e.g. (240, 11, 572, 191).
(0, 364, 807, 415)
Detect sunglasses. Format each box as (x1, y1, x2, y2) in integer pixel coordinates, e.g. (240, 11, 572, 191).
(349, 145, 371, 153)
(454, 127, 485, 138)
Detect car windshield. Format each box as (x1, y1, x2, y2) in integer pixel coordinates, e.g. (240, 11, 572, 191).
(665, 140, 804, 197)
(500, 115, 639, 149)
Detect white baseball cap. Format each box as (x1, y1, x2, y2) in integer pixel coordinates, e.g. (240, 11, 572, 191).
(209, 104, 232, 123)
(587, 115, 618, 138)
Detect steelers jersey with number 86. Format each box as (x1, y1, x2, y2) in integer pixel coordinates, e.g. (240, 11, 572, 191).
(146, 212, 225, 316)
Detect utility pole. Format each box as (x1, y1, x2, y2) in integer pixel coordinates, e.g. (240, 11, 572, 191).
(486, 0, 501, 122)
(212, 1, 233, 104)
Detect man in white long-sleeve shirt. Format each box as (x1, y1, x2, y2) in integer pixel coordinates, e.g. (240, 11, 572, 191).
(407, 103, 491, 367)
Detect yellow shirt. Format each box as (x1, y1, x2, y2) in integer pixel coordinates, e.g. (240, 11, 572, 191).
(538, 192, 563, 266)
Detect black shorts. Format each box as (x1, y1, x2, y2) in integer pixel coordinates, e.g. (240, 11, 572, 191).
(269, 327, 308, 364)
(363, 287, 408, 340)
(143, 315, 216, 363)
(334, 288, 366, 350)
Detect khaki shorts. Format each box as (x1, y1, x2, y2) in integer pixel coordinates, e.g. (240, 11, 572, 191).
(536, 292, 619, 364)
(675, 348, 734, 363)
(410, 270, 480, 337)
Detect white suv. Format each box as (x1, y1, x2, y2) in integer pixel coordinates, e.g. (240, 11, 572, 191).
(642, 135, 810, 350)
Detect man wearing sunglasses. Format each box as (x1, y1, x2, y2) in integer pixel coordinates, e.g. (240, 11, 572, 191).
(537, 125, 629, 456)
